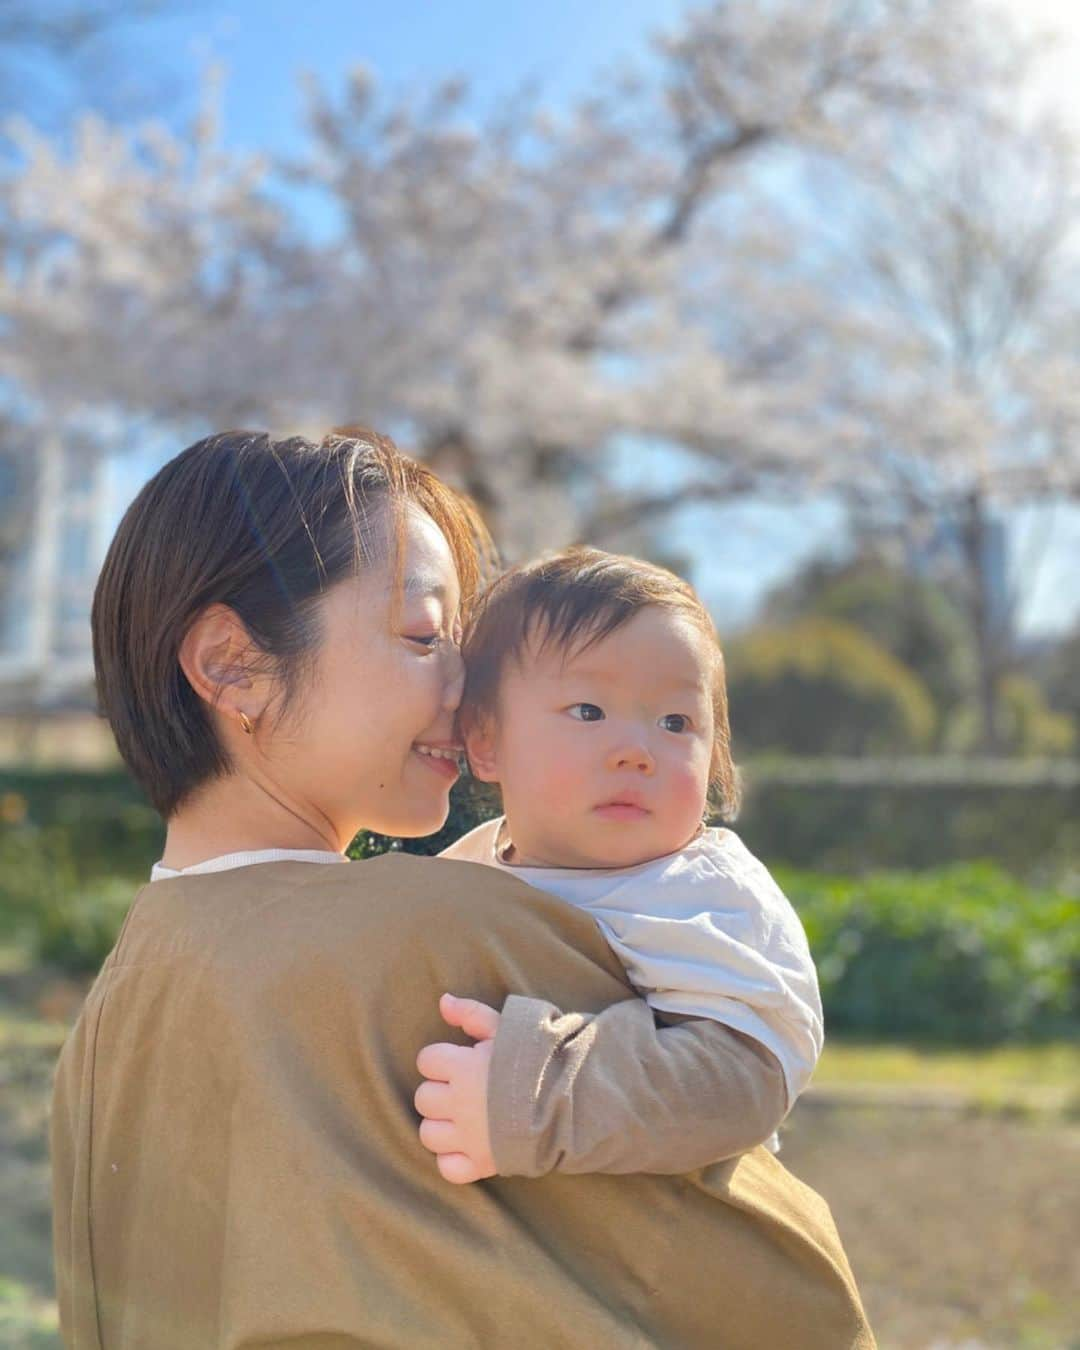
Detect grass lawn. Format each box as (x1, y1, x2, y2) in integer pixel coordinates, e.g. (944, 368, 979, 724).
(812, 1040, 1080, 1118)
(2, 948, 1078, 1349)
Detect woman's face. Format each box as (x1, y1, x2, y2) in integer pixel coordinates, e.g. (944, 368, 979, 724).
(263, 504, 465, 846)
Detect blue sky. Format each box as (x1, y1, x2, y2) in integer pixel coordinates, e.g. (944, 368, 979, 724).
(108, 0, 1079, 639)
(164, 0, 687, 150)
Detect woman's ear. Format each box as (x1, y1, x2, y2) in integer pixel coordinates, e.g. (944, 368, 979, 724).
(178, 604, 258, 717)
(462, 713, 500, 783)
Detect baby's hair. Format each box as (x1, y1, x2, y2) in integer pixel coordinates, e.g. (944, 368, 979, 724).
(92, 426, 493, 820)
(461, 546, 740, 820)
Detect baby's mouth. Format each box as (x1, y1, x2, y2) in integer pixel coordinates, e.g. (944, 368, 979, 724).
(594, 799, 651, 819)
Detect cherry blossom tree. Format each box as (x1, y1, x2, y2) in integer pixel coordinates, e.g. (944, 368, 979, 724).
(1, 0, 1076, 748)
(799, 99, 1080, 748)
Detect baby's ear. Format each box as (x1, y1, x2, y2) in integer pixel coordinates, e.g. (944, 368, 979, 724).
(461, 712, 500, 783)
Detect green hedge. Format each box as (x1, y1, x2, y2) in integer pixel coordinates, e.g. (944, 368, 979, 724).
(735, 759, 1079, 884)
(0, 768, 163, 881)
(9, 851, 1076, 1044)
(5, 760, 1077, 883)
(779, 864, 1079, 1044)
(2, 767, 1078, 1046)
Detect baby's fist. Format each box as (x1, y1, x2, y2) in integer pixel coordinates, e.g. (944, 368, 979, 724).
(413, 993, 501, 1184)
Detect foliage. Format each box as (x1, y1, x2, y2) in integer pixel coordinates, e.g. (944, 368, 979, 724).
(760, 554, 977, 743)
(0, 825, 77, 932)
(5, 767, 1078, 1039)
(737, 758, 1080, 881)
(31, 876, 136, 973)
(727, 617, 936, 754)
(779, 863, 1079, 1044)
(1031, 623, 1080, 730)
(0, 769, 162, 885)
(994, 673, 1076, 757)
(14, 841, 1076, 1045)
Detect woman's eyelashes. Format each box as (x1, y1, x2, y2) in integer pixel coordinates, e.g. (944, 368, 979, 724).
(405, 615, 461, 651)
(565, 704, 693, 733)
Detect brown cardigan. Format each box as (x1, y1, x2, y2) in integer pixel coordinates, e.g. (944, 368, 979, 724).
(51, 854, 875, 1349)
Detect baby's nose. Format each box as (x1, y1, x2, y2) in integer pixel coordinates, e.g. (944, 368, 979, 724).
(609, 743, 655, 773)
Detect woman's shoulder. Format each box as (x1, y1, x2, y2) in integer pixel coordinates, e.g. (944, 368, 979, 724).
(119, 855, 619, 994)
(236, 851, 544, 920)
(149, 853, 581, 943)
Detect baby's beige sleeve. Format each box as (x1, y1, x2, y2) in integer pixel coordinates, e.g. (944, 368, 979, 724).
(488, 994, 788, 1177)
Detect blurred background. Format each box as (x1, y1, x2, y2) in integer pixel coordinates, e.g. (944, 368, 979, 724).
(0, 2, 1078, 1346)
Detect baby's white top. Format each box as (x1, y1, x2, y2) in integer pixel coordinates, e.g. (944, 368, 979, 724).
(441, 816, 824, 1112)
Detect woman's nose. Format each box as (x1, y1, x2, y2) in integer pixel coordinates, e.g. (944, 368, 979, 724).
(607, 741, 655, 774)
(441, 641, 466, 712)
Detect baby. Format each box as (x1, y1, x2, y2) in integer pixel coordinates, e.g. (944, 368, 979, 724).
(414, 547, 822, 1185)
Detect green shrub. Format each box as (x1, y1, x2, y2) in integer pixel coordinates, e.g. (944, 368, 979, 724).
(990, 675, 1074, 757)
(0, 769, 163, 881)
(7, 759, 1079, 885)
(737, 759, 1080, 883)
(5, 769, 1077, 1039)
(760, 555, 977, 742)
(32, 877, 137, 973)
(781, 863, 1079, 1044)
(0, 825, 80, 937)
(728, 619, 936, 755)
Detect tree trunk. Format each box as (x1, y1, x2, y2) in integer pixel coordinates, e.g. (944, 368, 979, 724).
(958, 489, 1003, 754)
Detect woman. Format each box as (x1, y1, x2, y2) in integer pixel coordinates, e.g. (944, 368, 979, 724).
(51, 428, 874, 1348)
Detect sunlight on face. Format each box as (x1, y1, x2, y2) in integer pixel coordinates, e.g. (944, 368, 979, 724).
(470, 605, 716, 869)
(269, 505, 465, 844)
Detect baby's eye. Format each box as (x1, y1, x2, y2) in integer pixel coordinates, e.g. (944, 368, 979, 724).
(567, 703, 605, 722)
(660, 713, 691, 733)
(406, 633, 442, 649)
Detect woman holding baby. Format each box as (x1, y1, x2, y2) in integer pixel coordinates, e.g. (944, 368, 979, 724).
(51, 428, 875, 1347)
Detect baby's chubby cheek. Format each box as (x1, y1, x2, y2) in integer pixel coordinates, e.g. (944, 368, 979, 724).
(504, 753, 594, 841)
(659, 760, 710, 836)
(531, 753, 589, 811)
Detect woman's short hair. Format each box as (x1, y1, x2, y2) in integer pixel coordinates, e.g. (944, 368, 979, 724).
(459, 546, 740, 820)
(92, 427, 492, 819)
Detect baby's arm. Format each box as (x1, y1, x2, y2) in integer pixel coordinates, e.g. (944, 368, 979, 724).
(418, 834, 817, 1180)
(488, 994, 786, 1175)
(414, 991, 787, 1180)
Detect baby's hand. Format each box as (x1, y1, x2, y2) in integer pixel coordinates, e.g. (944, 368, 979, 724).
(414, 992, 500, 1185)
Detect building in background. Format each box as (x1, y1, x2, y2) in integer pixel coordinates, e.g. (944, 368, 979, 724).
(0, 437, 115, 763)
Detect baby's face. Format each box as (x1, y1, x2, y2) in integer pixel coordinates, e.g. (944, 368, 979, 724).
(465, 605, 715, 869)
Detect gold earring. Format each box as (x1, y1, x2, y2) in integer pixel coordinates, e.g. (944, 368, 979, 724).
(238, 711, 255, 736)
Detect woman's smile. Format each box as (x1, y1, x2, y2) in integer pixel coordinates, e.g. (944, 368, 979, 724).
(413, 741, 463, 781)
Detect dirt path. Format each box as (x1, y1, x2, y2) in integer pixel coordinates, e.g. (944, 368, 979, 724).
(780, 1098, 1080, 1348)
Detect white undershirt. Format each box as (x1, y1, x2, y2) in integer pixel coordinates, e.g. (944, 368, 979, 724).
(149, 849, 348, 883)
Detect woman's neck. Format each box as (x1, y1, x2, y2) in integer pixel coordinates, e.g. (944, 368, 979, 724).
(161, 774, 344, 871)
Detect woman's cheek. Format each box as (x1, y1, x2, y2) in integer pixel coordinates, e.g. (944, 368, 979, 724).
(400, 646, 445, 699)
